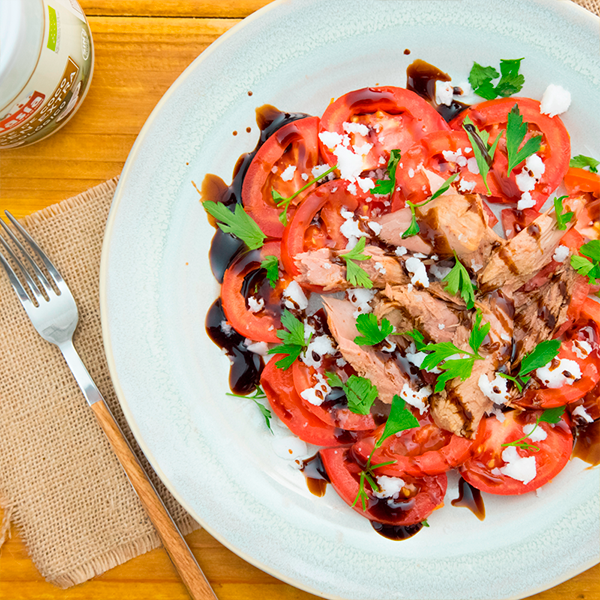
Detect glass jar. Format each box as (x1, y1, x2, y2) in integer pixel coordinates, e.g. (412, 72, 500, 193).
(0, 0, 94, 149)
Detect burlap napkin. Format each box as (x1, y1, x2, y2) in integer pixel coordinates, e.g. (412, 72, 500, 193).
(0, 177, 198, 588)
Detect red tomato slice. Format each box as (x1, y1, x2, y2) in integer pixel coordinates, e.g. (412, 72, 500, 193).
(292, 360, 377, 431)
(500, 207, 540, 239)
(451, 98, 571, 209)
(319, 446, 447, 526)
(221, 241, 287, 344)
(352, 415, 474, 477)
(280, 180, 363, 280)
(319, 86, 450, 172)
(261, 358, 360, 446)
(564, 167, 600, 196)
(242, 117, 322, 238)
(460, 410, 573, 495)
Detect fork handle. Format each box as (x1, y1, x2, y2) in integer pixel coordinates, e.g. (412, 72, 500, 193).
(58, 342, 217, 600)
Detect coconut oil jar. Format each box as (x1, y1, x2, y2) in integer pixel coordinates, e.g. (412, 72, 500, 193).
(0, 0, 94, 148)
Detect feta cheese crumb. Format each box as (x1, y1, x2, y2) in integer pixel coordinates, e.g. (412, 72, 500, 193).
(300, 371, 331, 406)
(395, 246, 408, 257)
(340, 208, 368, 246)
(523, 422, 547, 442)
(572, 340, 593, 360)
(435, 81, 454, 107)
(408, 168, 415, 178)
(499, 446, 537, 485)
(405, 256, 430, 288)
(343, 121, 370, 136)
(348, 288, 376, 318)
(302, 335, 337, 368)
(458, 178, 477, 193)
(467, 157, 480, 174)
(540, 84, 572, 118)
(244, 339, 270, 356)
(374, 262, 386, 275)
(470, 259, 483, 273)
(247, 295, 265, 313)
(487, 406, 506, 423)
(536, 358, 582, 388)
(301, 172, 309, 181)
(553, 245, 569, 263)
(374, 475, 406, 499)
(280, 165, 296, 181)
(478, 373, 511, 405)
(336, 357, 347, 367)
(438, 323, 445, 330)
(220, 320, 234, 335)
(368, 221, 382, 236)
(356, 177, 375, 193)
(406, 343, 441, 374)
(311, 164, 331, 179)
(572, 405, 594, 423)
(282, 280, 308, 311)
(399, 383, 431, 414)
(517, 192, 536, 210)
(318, 131, 345, 149)
(430, 264, 452, 281)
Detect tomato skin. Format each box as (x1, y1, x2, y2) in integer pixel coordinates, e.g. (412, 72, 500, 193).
(261, 358, 359, 447)
(352, 417, 475, 477)
(319, 446, 447, 525)
(242, 117, 322, 238)
(280, 180, 362, 279)
(292, 360, 376, 431)
(451, 98, 571, 209)
(319, 86, 450, 172)
(500, 207, 540, 239)
(564, 167, 600, 196)
(221, 242, 285, 344)
(460, 410, 573, 495)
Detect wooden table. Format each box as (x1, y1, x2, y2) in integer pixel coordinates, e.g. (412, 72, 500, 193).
(0, 1, 599, 599)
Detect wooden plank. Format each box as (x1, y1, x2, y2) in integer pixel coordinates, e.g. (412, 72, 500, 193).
(79, 0, 273, 18)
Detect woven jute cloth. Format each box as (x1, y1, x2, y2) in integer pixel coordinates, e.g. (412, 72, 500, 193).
(0, 0, 598, 590)
(0, 177, 198, 588)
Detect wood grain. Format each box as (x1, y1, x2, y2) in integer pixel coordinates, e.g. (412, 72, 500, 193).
(0, 2, 599, 600)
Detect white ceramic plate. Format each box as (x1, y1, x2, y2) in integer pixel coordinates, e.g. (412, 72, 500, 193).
(100, 1, 600, 598)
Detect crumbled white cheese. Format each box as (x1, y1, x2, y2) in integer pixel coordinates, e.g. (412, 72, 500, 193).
(378, 155, 386, 165)
(536, 358, 581, 389)
(405, 256, 430, 288)
(523, 422, 547, 442)
(487, 406, 506, 423)
(399, 383, 431, 414)
(339, 208, 368, 247)
(553, 245, 570, 263)
(527, 154, 546, 180)
(572, 405, 594, 423)
(458, 178, 476, 193)
(343, 121, 370, 136)
(319, 131, 345, 149)
(332, 144, 363, 181)
(395, 246, 408, 257)
(515, 169, 537, 193)
(301, 172, 309, 181)
(354, 142, 373, 156)
(282, 280, 308, 311)
(220, 320, 234, 335)
(302, 335, 337, 369)
(467, 157, 480, 174)
(348, 288, 376, 318)
(368, 221, 382, 236)
(357, 177, 375, 193)
(280, 165, 296, 181)
(517, 192, 536, 210)
(540, 84, 572, 118)
(379, 338, 397, 353)
(374, 262, 386, 275)
(374, 475, 406, 499)
(499, 446, 537, 485)
(244, 339, 270, 356)
(406, 344, 440, 374)
(311, 164, 331, 179)
(572, 339, 593, 360)
(408, 168, 415, 178)
(470, 259, 483, 273)
(299, 371, 331, 406)
(478, 373, 511, 405)
(438, 324, 445, 331)
(442, 148, 468, 168)
(430, 264, 453, 281)
(247, 295, 265, 313)
(336, 357, 347, 367)
(435, 81, 454, 106)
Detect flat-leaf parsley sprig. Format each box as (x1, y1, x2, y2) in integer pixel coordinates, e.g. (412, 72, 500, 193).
(420, 310, 490, 393)
(326, 372, 379, 415)
(353, 313, 394, 346)
(203, 201, 265, 250)
(272, 164, 338, 226)
(339, 237, 373, 289)
(226, 387, 273, 433)
(442, 251, 476, 309)
(501, 406, 565, 453)
(352, 395, 420, 511)
(370, 149, 402, 195)
(268, 310, 312, 369)
(554, 195, 574, 231)
(260, 255, 279, 288)
(402, 173, 459, 239)
(498, 339, 561, 392)
(462, 116, 503, 195)
(570, 154, 599, 173)
(468, 58, 525, 100)
(506, 103, 543, 176)
(570, 240, 600, 284)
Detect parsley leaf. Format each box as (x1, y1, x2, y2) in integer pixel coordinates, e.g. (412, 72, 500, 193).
(571, 240, 600, 283)
(354, 314, 394, 346)
(371, 149, 401, 195)
(468, 62, 499, 97)
(326, 372, 378, 415)
(404, 329, 427, 351)
(267, 310, 311, 369)
(502, 405, 566, 453)
(203, 201, 265, 250)
(434, 358, 477, 393)
(519, 339, 561, 377)
(339, 237, 373, 289)
(402, 173, 459, 238)
(374, 395, 420, 449)
(468, 309, 491, 355)
(554, 195, 574, 231)
(261, 255, 279, 288)
(468, 58, 525, 100)
(570, 154, 599, 174)
(497, 372, 523, 393)
(226, 387, 273, 433)
(442, 252, 476, 309)
(463, 116, 503, 195)
(272, 164, 338, 226)
(506, 103, 543, 176)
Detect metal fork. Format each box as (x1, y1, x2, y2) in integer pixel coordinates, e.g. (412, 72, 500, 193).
(0, 211, 216, 600)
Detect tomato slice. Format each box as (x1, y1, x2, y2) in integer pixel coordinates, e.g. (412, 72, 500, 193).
(319, 446, 447, 525)
(242, 116, 322, 238)
(450, 98, 571, 209)
(500, 207, 540, 240)
(292, 360, 377, 431)
(564, 167, 600, 196)
(221, 241, 287, 344)
(261, 358, 360, 446)
(280, 180, 363, 279)
(460, 410, 573, 495)
(319, 86, 450, 172)
(352, 415, 474, 477)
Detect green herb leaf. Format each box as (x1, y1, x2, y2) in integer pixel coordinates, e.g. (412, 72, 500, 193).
(339, 237, 373, 289)
(401, 203, 421, 239)
(442, 252, 476, 309)
(506, 103, 543, 176)
(570, 154, 599, 174)
(420, 341, 465, 372)
(422, 519, 430, 527)
(463, 116, 503, 195)
(203, 201, 265, 250)
(580, 240, 600, 261)
(519, 339, 561, 376)
(497, 372, 523, 393)
(430, 172, 459, 201)
(267, 310, 311, 370)
(270, 345, 303, 370)
(371, 149, 401, 195)
(326, 371, 344, 389)
(468, 58, 525, 100)
(554, 195, 574, 231)
(404, 329, 427, 351)
(468, 309, 491, 355)
(539, 405, 566, 424)
(342, 375, 379, 415)
(354, 314, 394, 346)
(434, 357, 476, 393)
(571, 255, 596, 280)
(374, 394, 420, 449)
(261, 255, 279, 288)
(468, 62, 500, 94)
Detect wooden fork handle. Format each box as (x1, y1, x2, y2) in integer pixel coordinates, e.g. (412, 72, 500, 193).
(91, 399, 218, 600)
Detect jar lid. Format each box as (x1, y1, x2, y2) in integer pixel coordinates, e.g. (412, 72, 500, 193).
(0, 0, 45, 110)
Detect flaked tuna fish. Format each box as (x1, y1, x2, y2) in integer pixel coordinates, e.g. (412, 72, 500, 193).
(371, 208, 433, 254)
